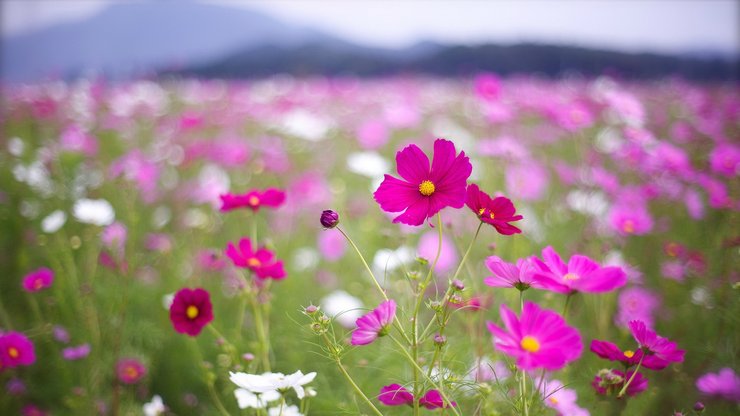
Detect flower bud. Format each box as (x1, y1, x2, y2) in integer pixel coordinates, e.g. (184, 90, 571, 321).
(433, 334, 447, 346)
(693, 402, 705, 412)
(242, 353, 255, 362)
(320, 210, 340, 228)
(304, 305, 319, 315)
(452, 279, 465, 291)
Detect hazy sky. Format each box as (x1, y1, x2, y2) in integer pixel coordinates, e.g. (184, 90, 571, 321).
(2, 0, 738, 54)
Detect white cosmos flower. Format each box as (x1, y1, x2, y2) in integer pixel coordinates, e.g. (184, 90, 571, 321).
(143, 395, 165, 416)
(268, 404, 303, 416)
(229, 370, 317, 400)
(73, 198, 115, 226)
(234, 388, 280, 409)
(41, 210, 67, 233)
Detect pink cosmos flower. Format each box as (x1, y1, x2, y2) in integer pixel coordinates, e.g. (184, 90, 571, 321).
(169, 288, 214, 337)
(116, 358, 146, 384)
(589, 340, 666, 370)
(465, 184, 523, 235)
(356, 119, 390, 149)
(21, 404, 48, 416)
(377, 384, 456, 409)
(378, 384, 414, 406)
(101, 221, 127, 257)
(486, 301, 582, 371)
(531, 246, 627, 294)
(417, 231, 458, 274)
(225, 238, 286, 280)
(0, 332, 36, 368)
(351, 300, 396, 346)
(709, 143, 740, 177)
(592, 369, 648, 397)
(419, 389, 457, 409)
(505, 161, 549, 202)
(60, 124, 98, 156)
(615, 286, 660, 329)
(219, 188, 286, 212)
(22, 267, 54, 292)
(317, 230, 346, 262)
(483, 256, 560, 291)
(473, 72, 502, 102)
(696, 368, 740, 402)
(374, 138, 472, 226)
(628, 320, 685, 368)
(541, 378, 591, 415)
(62, 344, 91, 361)
(608, 203, 654, 236)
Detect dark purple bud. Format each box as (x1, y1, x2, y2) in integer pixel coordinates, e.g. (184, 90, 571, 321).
(693, 402, 705, 412)
(320, 210, 340, 229)
(452, 279, 465, 291)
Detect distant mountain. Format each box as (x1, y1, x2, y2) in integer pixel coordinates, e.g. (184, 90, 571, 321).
(3, 0, 737, 83)
(171, 42, 738, 81)
(1, 0, 337, 82)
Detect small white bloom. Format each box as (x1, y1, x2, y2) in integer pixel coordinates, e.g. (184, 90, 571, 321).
(268, 404, 303, 416)
(41, 210, 67, 233)
(73, 198, 115, 226)
(347, 151, 389, 179)
(162, 293, 175, 310)
(229, 370, 317, 400)
(143, 395, 165, 416)
(234, 388, 280, 409)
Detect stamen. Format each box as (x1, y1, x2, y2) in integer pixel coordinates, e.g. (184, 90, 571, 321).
(520, 336, 540, 352)
(186, 305, 199, 319)
(418, 180, 435, 196)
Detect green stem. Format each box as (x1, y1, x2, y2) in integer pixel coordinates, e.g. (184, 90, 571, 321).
(390, 335, 460, 416)
(336, 226, 387, 301)
(562, 293, 574, 319)
(448, 221, 484, 284)
(617, 353, 645, 398)
(520, 368, 529, 416)
(249, 296, 272, 372)
(207, 379, 232, 416)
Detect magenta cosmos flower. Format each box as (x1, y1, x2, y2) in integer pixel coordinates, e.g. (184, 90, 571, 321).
(169, 288, 214, 336)
(22, 267, 54, 292)
(374, 138, 472, 226)
(628, 320, 685, 368)
(696, 368, 740, 402)
(465, 184, 523, 235)
(484, 256, 560, 292)
(0, 332, 36, 368)
(486, 301, 582, 371)
(593, 369, 648, 397)
(225, 238, 286, 280)
(378, 384, 456, 409)
(116, 358, 146, 384)
(590, 339, 667, 370)
(351, 300, 396, 346)
(219, 188, 286, 212)
(531, 246, 627, 294)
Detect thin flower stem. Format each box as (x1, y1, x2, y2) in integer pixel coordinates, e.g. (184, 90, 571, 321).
(337, 226, 412, 344)
(410, 214, 444, 414)
(389, 335, 461, 416)
(207, 380, 232, 416)
(520, 368, 529, 416)
(562, 293, 574, 319)
(336, 226, 387, 300)
(448, 221, 484, 284)
(617, 352, 645, 398)
(249, 297, 272, 372)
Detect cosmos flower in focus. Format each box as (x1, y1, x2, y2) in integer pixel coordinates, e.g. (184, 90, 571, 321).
(531, 246, 627, 294)
(0, 332, 36, 368)
(465, 184, 523, 235)
(486, 301, 582, 371)
(351, 300, 396, 346)
(374, 138, 472, 226)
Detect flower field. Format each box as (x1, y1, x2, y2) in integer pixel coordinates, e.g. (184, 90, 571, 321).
(1, 75, 738, 415)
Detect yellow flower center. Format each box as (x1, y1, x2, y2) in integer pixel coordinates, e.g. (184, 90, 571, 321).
(8, 347, 19, 359)
(549, 397, 559, 405)
(248, 196, 260, 206)
(186, 305, 199, 319)
(623, 350, 635, 358)
(418, 180, 435, 196)
(563, 272, 580, 281)
(33, 279, 43, 290)
(520, 336, 540, 352)
(478, 208, 495, 219)
(247, 258, 262, 268)
(124, 366, 139, 379)
(622, 219, 635, 233)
